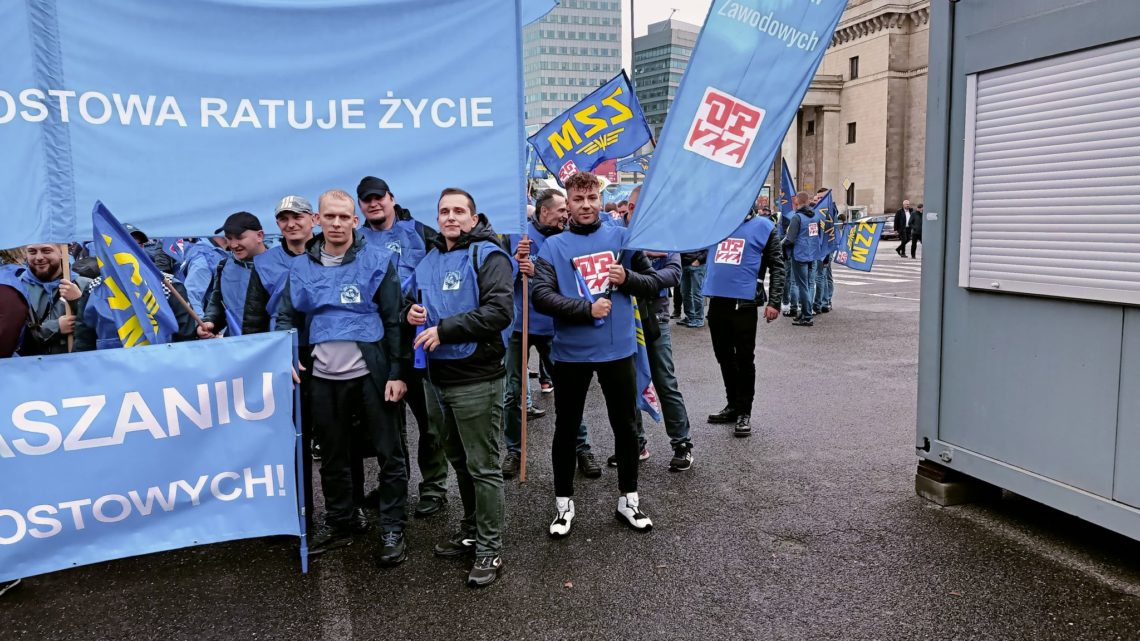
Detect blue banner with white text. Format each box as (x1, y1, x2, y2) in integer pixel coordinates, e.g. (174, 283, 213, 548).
(0, 0, 527, 247)
(834, 219, 885, 272)
(528, 72, 652, 186)
(0, 332, 300, 582)
(627, 0, 845, 251)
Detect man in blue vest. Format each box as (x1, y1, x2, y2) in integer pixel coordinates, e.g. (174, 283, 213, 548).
(622, 186, 695, 470)
(782, 191, 825, 327)
(532, 171, 664, 537)
(18, 243, 89, 356)
(197, 212, 267, 338)
(241, 195, 322, 532)
(405, 187, 513, 588)
(504, 190, 601, 480)
(812, 188, 835, 315)
(702, 197, 786, 436)
(275, 189, 409, 565)
(180, 236, 228, 317)
(357, 176, 449, 519)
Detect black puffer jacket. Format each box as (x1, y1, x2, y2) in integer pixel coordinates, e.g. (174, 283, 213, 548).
(402, 214, 514, 386)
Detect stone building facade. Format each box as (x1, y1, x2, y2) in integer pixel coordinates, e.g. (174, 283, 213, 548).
(783, 0, 930, 217)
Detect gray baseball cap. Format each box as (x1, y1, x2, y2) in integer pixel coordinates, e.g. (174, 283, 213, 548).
(275, 195, 313, 216)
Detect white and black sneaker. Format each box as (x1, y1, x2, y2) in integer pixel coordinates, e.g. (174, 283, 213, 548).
(615, 492, 653, 532)
(549, 497, 575, 538)
(669, 444, 693, 472)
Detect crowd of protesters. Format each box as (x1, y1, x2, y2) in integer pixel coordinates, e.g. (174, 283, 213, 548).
(2, 173, 876, 592)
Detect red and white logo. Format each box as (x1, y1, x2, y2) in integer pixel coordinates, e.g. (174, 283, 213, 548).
(683, 87, 765, 168)
(714, 238, 746, 265)
(559, 159, 580, 183)
(807, 222, 819, 237)
(573, 251, 615, 296)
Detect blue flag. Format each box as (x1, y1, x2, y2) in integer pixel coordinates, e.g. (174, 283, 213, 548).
(91, 201, 180, 347)
(834, 218, 885, 273)
(632, 298, 662, 422)
(617, 152, 653, 174)
(626, 0, 846, 251)
(528, 71, 653, 186)
(522, 0, 559, 25)
(602, 183, 642, 206)
(779, 157, 796, 218)
(814, 190, 840, 260)
(0, 0, 527, 247)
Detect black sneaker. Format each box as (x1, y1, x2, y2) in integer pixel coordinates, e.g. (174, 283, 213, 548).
(734, 415, 752, 438)
(308, 523, 352, 557)
(502, 451, 521, 479)
(577, 452, 602, 478)
(311, 441, 321, 462)
(819, 306, 831, 313)
(434, 531, 476, 558)
(527, 406, 546, 419)
(606, 446, 649, 467)
(468, 555, 503, 588)
(707, 405, 738, 424)
(670, 310, 682, 319)
(792, 317, 814, 327)
(414, 495, 447, 518)
(375, 530, 407, 567)
(350, 507, 372, 534)
(669, 444, 693, 472)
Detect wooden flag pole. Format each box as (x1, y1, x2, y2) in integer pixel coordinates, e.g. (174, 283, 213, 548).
(164, 279, 214, 336)
(59, 244, 74, 353)
(519, 238, 531, 483)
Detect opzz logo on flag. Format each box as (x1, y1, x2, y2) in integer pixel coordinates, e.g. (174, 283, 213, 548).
(559, 160, 580, 183)
(573, 251, 615, 296)
(714, 238, 746, 265)
(683, 87, 765, 169)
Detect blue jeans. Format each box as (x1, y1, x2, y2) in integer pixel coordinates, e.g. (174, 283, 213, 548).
(813, 260, 833, 309)
(782, 248, 798, 306)
(791, 260, 817, 320)
(681, 264, 706, 325)
(634, 320, 692, 449)
(504, 332, 590, 455)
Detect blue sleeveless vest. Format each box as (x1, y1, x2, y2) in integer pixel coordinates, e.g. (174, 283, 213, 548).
(361, 220, 426, 287)
(219, 258, 252, 337)
(415, 240, 508, 361)
(252, 246, 300, 330)
(537, 223, 636, 363)
(508, 222, 555, 337)
(702, 216, 775, 300)
(792, 209, 825, 263)
(289, 243, 393, 345)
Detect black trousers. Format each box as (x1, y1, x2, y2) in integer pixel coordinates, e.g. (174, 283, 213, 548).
(897, 230, 910, 255)
(909, 234, 921, 258)
(310, 375, 408, 531)
(551, 356, 639, 497)
(707, 297, 759, 415)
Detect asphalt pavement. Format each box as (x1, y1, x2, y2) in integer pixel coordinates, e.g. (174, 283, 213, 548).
(7, 248, 1140, 641)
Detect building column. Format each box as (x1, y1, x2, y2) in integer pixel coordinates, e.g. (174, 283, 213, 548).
(820, 105, 842, 195)
(781, 110, 799, 182)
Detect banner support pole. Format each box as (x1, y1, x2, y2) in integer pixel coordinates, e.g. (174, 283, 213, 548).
(519, 235, 530, 483)
(59, 244, 74, 353)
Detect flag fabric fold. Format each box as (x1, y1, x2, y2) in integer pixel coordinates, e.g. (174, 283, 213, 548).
(632, 297, 662, 422)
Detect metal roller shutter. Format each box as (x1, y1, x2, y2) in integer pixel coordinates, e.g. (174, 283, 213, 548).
(959, 37, 1140, 305)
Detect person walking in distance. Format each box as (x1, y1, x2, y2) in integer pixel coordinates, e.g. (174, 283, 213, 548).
(894, 200, 915, 258)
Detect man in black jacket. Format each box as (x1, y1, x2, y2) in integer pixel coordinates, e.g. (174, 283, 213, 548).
(405, 188, 514, 588)
(908, 203, 923, 258)
(532, 171, 665, 537)
(274, 189, 410, 566)
(894, 200, 916, 257)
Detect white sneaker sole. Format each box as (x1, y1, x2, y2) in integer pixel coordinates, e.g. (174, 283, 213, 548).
(615, 511, 653, 532)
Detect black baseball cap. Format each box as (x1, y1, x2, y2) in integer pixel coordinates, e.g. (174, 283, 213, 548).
(215, 211, 263, 236)
(357, 176, 391, 200)
(123, 223, 148, 243)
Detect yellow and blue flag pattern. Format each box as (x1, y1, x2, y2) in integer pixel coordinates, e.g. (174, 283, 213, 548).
(91, 201, 179, 347)
(834, 218, 885, 273)
(528, 71, 652, 187)
(632, 297, 662, 422)
(617, 152, 653, 174)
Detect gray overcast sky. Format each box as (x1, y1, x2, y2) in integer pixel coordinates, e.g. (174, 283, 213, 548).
(620, 0, 714, 71)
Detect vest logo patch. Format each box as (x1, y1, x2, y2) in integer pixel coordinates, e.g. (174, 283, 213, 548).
(386, 241, 403, 255)
(714, 238, 746, 265)
(442, 271, 462, 291)
(572, 251, 615, 296)
(807, 222, 819, 237)
(340, 284, 362, 304)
